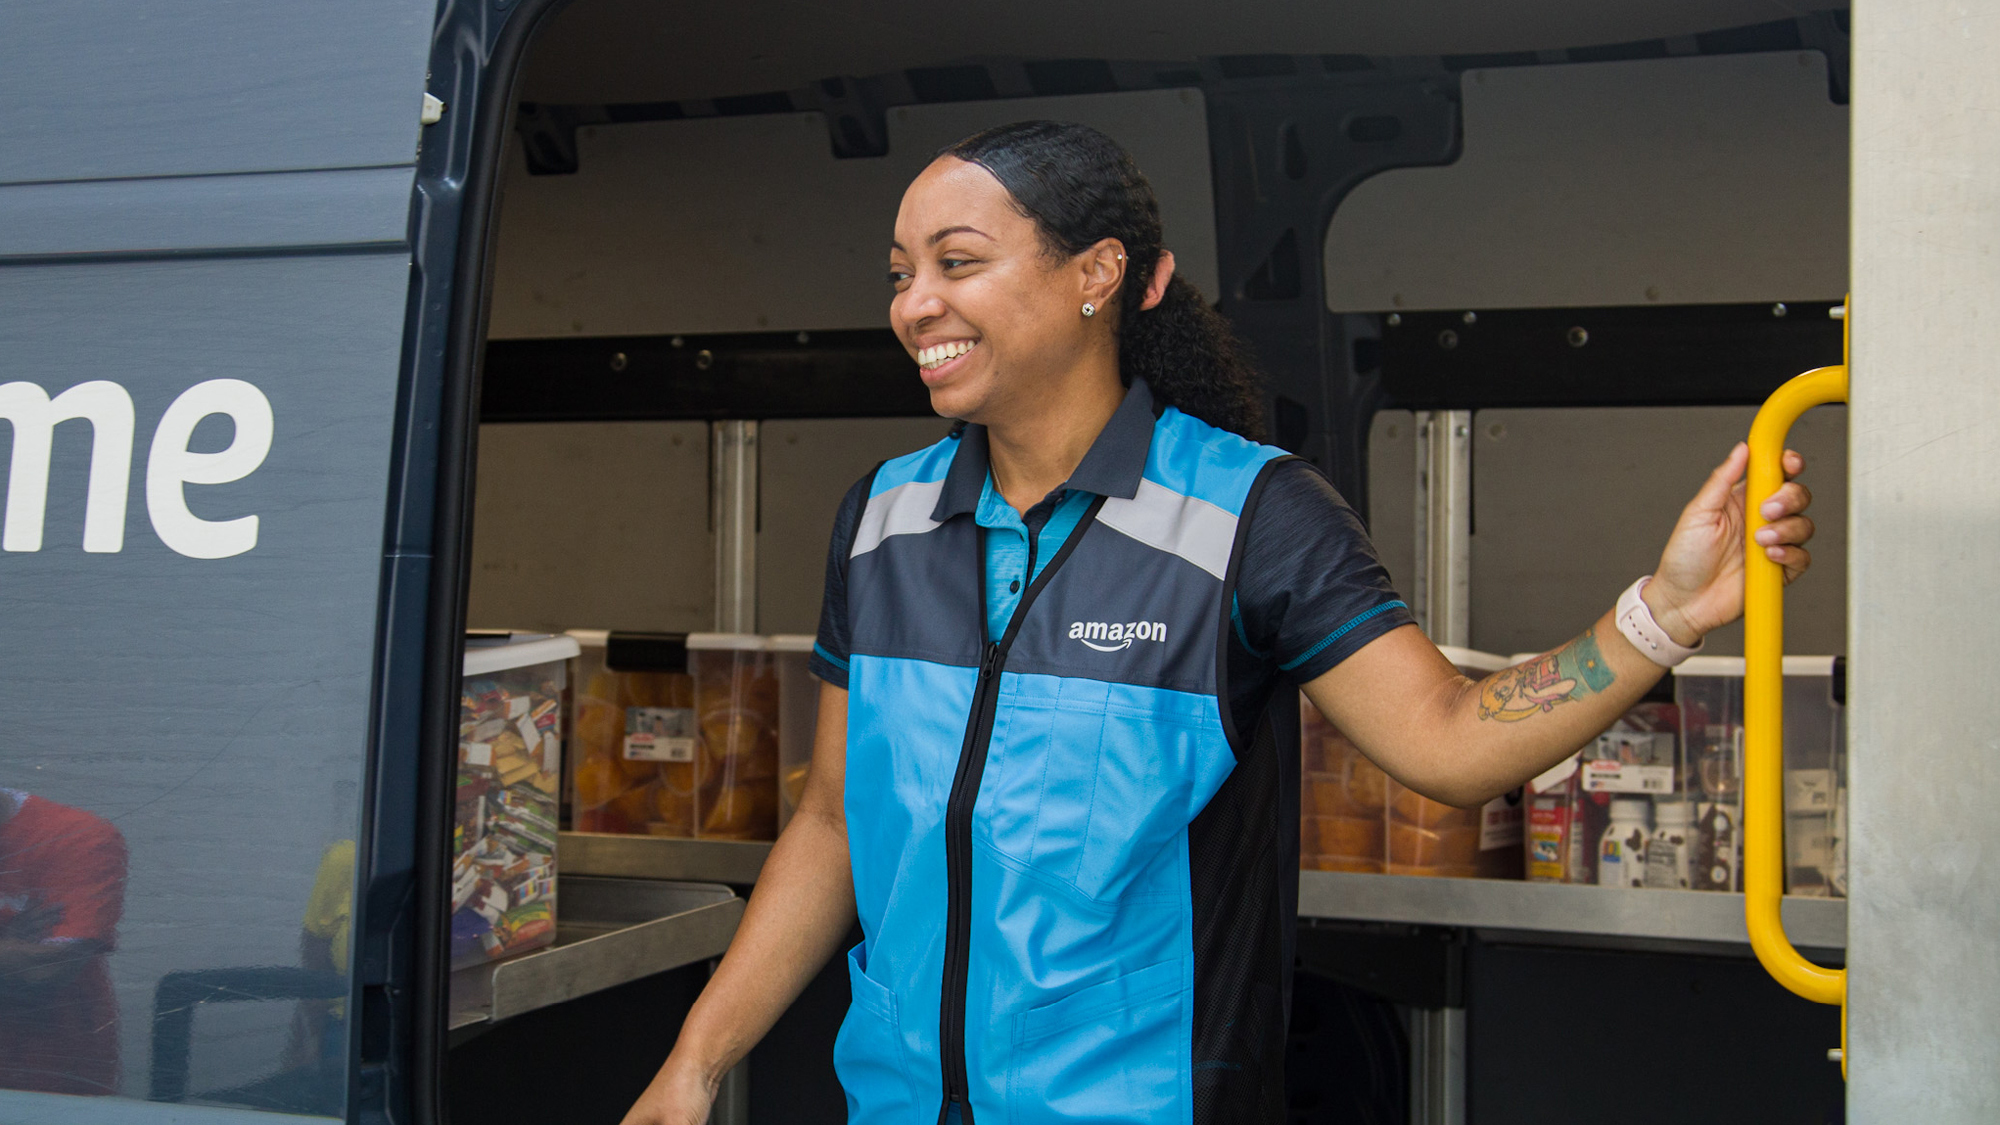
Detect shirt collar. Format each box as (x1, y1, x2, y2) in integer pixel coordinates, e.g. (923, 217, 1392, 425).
(932, 378, 1157, 521)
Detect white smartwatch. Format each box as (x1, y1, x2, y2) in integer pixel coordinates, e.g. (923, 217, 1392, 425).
(1615, 576, 1703, 668)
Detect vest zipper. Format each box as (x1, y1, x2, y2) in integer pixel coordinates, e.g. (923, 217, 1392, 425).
(935, 496, 1104, 1125)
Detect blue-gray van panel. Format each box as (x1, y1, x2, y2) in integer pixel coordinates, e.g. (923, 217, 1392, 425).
(0, 0, 434, 184)
(0, 1088, 336, 1125)
(0, 168, 418, 259)
(0, 251, 409, 1115)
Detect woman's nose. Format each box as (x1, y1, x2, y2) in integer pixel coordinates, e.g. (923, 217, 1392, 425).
(895, 275, 947, 327)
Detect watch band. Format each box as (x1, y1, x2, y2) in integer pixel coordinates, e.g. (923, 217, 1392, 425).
(1615, 576, 1703, 668)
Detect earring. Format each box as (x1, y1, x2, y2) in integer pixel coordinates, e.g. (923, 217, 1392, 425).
(1081, 302, 1097, 318)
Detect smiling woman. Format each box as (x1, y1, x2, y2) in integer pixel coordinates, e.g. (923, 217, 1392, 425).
(618, 121, 1820, 1125)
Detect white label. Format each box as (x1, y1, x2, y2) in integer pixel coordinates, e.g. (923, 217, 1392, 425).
(1582, 761, 1676, 794)
(464, 742, 492, 767)
(624, 706, 696, 762)
(508, 696, 531, 719)
(1527, 753, 1580, 795)
(541, 731, 561, 773)
(1478, 790, 1525, 850)
(1786, 769, 1836, 811)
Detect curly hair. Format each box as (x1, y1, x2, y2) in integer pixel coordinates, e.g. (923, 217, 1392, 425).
(939, 121, 1267, 441)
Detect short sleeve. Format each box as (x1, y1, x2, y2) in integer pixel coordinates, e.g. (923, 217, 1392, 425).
(1235, 460, 1414, 683)
(809, 471, 874, 689)
(33, 805, 129, 947)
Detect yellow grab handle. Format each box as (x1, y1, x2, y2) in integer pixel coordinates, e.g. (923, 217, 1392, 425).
(1743, 361, 1847, 1008)
(1743, 301, 1848, 1075)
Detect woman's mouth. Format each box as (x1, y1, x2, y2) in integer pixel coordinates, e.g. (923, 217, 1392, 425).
(917, 339, 979, 378)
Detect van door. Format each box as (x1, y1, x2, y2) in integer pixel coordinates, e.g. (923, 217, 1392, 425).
(0, 3, 511, 1121)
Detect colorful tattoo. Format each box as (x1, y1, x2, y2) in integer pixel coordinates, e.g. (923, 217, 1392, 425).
(1476, 629, 1617, 722)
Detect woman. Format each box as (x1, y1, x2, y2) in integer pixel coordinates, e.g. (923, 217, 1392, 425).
(622, 121, 1815, 1125)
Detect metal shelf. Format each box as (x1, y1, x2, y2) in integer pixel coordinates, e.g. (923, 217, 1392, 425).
(449, 877, 742, 1033)
(559, 832, 773, 884)
(1298, 870, 1846, 951)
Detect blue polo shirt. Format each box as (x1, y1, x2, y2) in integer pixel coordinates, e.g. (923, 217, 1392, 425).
(811, 385, 1413, 730)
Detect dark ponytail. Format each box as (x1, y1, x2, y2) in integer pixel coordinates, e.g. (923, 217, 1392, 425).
(940, 121, 1267, 442)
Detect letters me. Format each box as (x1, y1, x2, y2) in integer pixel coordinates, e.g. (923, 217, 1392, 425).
(0, 379, 274, 559)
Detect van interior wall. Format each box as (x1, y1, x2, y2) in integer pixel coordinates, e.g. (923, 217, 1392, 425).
(484, 91, 1218, 339)
(1355, 48, 1849, 659)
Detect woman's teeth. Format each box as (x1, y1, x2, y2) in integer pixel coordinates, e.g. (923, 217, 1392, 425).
(918, 340, 978, 370)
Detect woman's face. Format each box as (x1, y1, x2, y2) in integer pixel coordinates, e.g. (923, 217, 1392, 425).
(889, 156, 1100, 423)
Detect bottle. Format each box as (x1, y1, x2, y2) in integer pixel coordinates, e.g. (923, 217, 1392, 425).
(1596, 798, 1650, 888)
(1643, 801, 1693, 889)
(1689, 801, 1740, 892)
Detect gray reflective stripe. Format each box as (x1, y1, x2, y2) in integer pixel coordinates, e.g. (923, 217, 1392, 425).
(850, 477, 946, 559)
(1095, 478, 1236, 580)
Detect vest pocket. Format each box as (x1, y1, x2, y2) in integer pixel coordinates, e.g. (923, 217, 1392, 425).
(1008, 958, 1188, 1124)
(833, 943, 922, 1120)
(986, 684, 1222, 903)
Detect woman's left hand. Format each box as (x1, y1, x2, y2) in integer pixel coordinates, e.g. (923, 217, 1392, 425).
(1642, 442, 1815, 646)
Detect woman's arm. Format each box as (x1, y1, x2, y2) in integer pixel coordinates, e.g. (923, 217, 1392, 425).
(621, 684, 857, 1125)
(1306, 443, 1815, 807)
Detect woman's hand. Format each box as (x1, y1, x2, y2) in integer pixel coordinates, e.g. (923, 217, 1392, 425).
(619, 1057, 717, 1125)
(1642, 442, 1815, 645)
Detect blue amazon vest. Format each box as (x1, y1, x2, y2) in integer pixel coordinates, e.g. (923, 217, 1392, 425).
(836, 382, 1297, 1125)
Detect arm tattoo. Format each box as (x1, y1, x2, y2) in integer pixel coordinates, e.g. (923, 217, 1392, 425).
(1476, 628, 1617, 723)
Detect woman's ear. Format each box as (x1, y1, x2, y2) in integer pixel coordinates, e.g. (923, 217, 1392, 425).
(1140, 250, 1176, 311)
(1080, 239, 1126, 307)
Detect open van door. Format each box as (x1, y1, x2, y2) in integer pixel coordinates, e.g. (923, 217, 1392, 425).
(0, 2, 540, 1120)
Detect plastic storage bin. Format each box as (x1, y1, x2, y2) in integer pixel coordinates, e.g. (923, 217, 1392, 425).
(1299, 647, 1525, 879)
(566, 631, 699, 836)
(1386, 647, 1523, 879)
(1300, 700, 1388, 873)
(688, 634, 781, 841)
(1673, 655, 1843, 895)
(453, 632, 579, 969)
(769, 635, 816, 830)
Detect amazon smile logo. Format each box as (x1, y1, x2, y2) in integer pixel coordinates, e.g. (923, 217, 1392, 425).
(1067, 620, 1168, 652)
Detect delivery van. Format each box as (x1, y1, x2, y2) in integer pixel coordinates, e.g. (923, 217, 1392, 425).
(0, 1, 1990, 1122)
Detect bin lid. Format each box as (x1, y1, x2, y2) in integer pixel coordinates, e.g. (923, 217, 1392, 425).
(1437, 645, 1509, 674)
(766, 634, 815, 653)
(686, 632, 767, 651)
(463, 633, 582, 676)
(1673, 655, 1838, 678)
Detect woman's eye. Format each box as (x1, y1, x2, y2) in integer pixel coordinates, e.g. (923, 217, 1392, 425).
(886, 269, 911, 286)
(941, 258, 972, 270)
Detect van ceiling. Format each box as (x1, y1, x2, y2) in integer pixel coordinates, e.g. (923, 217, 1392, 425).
(520, 0, 1845, 104)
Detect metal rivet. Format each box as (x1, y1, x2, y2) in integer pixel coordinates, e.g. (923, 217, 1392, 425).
(797, 331, 811, 344)
(1462, 311, 1477, 325)
(1772, 303, 1789, 318)
(695, 349, 715, 370)
(670, 336, 685, 348)
(1437, 329, 1459, 350)
(1487, 423, 1507, 440)
(608, 352, 628, 372)
(1567, 326, 1589, 348)
(1386, 313, 1403, 327)
(1645, 286, 1661, 301)
(1455, 424, 1469, 438)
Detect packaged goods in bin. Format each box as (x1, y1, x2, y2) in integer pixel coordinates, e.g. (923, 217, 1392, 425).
(453, 632, 578, 969)
(1299, 697, 1386, 873)
(1673, 655, 1844, 895)
(769, 636, 817, 829)
(1522, 699, 1678, 883)
(689, 634, 780, 840)
(1386, 647, 1523, 878)
(566, 631, 699, 836)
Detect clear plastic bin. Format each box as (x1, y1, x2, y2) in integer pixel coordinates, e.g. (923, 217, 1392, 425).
(1299, 699, 1388, 873)
(454, 632, 579, 969)
(1385, 647, 1523, 879)
(1519, 697, 1681, 886)
(769, 635, 817, 830)
(565, 630, 699, 837)
(1673, 655, 1844, 896)
(688, 634, 780, 841)
(1300, 647, 1525, 879)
